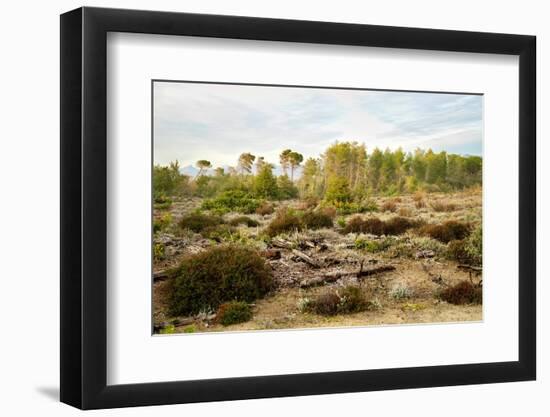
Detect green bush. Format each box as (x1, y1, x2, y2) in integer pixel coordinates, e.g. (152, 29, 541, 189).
(446, 239, 469, 262)
(390, 284, 413, 300)
(439, 280, 482, 305)
(153, 213, 172, 234)
(228, 216, 260, 227)
(276, 174, 299, 199)
(255, 201, 275, 215)
(201, 190, 263, 214)
(265, 209, 303, 237)
(338, 286, 369, 313)
(200, 224, 236, 241)
(216, 301, 253, 326)
(178, 212, 223, 233)
(302, 210, 334, 229)
(419, 220, 471, 243)
(170, 245, 273, 315)
(354, 238, 392, 253)
(153, 193, 173, 210)
(153, 243, 166, 261)
(465, 225, 482, 266)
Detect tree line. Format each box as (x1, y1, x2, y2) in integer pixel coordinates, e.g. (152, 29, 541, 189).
(153, 142, 482, 203)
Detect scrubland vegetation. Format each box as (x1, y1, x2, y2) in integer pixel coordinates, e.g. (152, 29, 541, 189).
(153, 142, 482, 334)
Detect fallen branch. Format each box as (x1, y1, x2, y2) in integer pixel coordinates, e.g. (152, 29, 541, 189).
(357, 264, 396, 278)
(271, 238, 293, 250)
(299, 271, 349, 288)
(457, 264, 483, 273)
(299, 263, 395, 288)
(153, 270, 174, 282)
(291, 249, 322, 268)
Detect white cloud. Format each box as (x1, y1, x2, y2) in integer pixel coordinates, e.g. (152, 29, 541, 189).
(153, 82, 482, 168)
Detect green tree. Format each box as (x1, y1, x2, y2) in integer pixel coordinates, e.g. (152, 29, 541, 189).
(279, 149, 292, 176)
(238, 153, 256, 174)
(324, 176, 351, 203)
(254, 163, 278, 198)
(288, 151, 304, 181)
(195, 160, 212, 177)
(153, 160, 189, 198)
(277, 174, 299, 199)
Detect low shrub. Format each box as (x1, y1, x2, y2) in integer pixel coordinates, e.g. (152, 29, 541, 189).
(308, 291, 341, 316)
(319, 206, 337, 219)
(216, 301, 253, 326)
(329, 199, 378, 215)
(201, 190, 262, 214)
(419, 220, 471, 243)
(182, 325, 197, 333)
(255, 201, 275, 216)
(153, 242, 165, 261)
(343, 216, 384, 235)
(383, 216, 418, 235)
(412, 191, 426, 202)
(200, 224, 236, 241)
(439, 280, 482, 305)
(381, 199, 398, 212)
(465, 225, 482, 266)
(390, 283, 414, 300)
(159, 324, 175, 334)
(430, 200, 457, 212)
(302, 210, 334, 229)
(446, 239, 470, 263)
(306, 286, 371, 316)
(153, 213, 172, 234)
(297, 196, 319, 210)
(398, 207, 413, 217)
(354, 237, 393, 253)
(338, 286, 369, 313)
(170, 245, 273, 315)
(415, 199, 426, 209)
(336, 217, 347, 228)
(265, 209, 303, 237)
(343, 216, 416, 236)
(154, 193, 172, 210)
(178, 212, 223, 233)
(228, 216, 260, 227)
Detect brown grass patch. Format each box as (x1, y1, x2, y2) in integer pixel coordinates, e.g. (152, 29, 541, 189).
(439, 281, 482, 305)
(419, 220, 471, 243)
(430, 200, 457, 212)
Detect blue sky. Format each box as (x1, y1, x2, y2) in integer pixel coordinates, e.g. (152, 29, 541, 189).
(153, 82, 482, 168)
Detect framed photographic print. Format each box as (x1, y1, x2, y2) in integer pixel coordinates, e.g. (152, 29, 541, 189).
(60, 6, 536, 410)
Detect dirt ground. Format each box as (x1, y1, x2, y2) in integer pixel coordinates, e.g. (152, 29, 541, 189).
(153, 189, 482, 334)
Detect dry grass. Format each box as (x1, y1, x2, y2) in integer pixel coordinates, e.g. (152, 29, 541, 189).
(430, 200, 458, 212)
(381, 199, 398, 213)
(154, 189, 483, 333)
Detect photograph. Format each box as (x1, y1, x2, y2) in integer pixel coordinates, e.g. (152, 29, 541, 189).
(152, 81, 483, 334)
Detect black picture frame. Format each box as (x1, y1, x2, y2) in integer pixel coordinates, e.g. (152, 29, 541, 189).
(60, 6, 536, 410)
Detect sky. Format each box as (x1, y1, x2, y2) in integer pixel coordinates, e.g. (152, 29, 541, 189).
(153, 81, 483, 169)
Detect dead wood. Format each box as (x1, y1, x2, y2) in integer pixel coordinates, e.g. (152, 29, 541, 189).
(357, 264, 396, 278)
(153, 270, 173, 282)
(271, 238, 293, 250)
(291, 249, 322, 268)
(457, 264, 483, 273)
(299, 271, 349, 288)
(299, 263, 395, 288)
